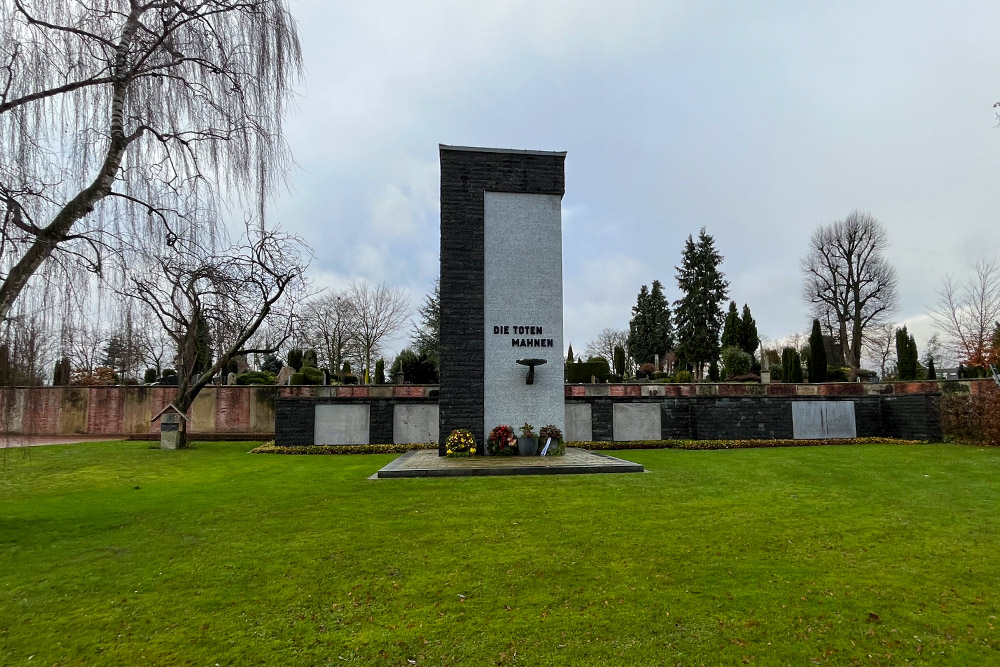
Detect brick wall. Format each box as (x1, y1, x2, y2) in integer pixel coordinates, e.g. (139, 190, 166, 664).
(0, 381, 965, 440)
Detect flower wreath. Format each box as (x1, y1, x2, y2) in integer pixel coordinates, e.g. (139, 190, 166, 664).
(487, 424, 518, 456)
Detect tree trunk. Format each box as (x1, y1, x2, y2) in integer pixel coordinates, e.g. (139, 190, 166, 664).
(0, 8, 140, 321)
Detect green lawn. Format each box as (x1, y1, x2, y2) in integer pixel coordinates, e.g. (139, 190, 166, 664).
(2, 442, 1000, 666)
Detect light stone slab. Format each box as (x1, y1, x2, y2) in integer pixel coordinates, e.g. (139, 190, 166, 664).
(613, 403, 661, 441)
(792, 401, 857, 439)
(565, 403, 593, 442)
(393, 404, 439, 444)
(483, 191, 564, 442)
(314, 404, 369, 445)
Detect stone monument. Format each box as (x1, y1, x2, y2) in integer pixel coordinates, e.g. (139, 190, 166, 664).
(438, 145, 566, 455)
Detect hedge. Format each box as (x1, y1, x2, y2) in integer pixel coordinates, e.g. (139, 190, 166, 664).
(565, 360, 611, 383)
(251, 442, 436, 455)
(250, 438, 923, 455)
(571, 437, 921, 451)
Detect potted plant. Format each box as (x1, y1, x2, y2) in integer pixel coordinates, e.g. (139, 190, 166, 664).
(487, 424, 518, 456)
(517, 422, 538, 456)
(445, 428, 477, 458)
(538, 424, 564, 456)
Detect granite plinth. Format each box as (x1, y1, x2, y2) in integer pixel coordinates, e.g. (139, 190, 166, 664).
(374, 447, 644, 479)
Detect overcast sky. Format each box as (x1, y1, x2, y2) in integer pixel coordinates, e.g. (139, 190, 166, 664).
(269, 0, 1000, 366)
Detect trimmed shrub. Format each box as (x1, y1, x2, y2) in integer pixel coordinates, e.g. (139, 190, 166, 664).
(342, 374, 358, 385)
(289, 372, 305, 386)
(236, 370, 276, 385)
(827, 367, 849, 382)
(287, 349, 303, 371)
(652, 371, 671, 380)
(143, 368, 158, 384)
(252, 442, 437, 455)
(675, 369, 693, 383)
(375, 358, 385, 384)
(565, 359, 611, 383)
(635, 362, 656, 380)
(301, 366, 324, 385)
(721, 345, 752, 379)
(302, 349, 318, 368)
(570, 437, 919, 451)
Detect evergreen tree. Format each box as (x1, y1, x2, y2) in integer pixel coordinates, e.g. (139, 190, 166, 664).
(566, 344, 574, 364)
(287, 348, 303, 371)
(720, 301, 740, 350)
(927, 357, 937, 380)
(260, 354, 283, 374)
(895, 326, 919, 380)
(411, 279, 440, 372)
(625, 280, 673, 364)
(613, 345, 626, 377)
(626, 280, 673, 365)
(790, 350, 804, 383)
(808, 319, 828, 382)
(781, 347, 805, 383)
(708, 359, 721, 381)
(738, 304, 760, 355)
(674, 228, 729, 378)
(374, 358, 385, 384)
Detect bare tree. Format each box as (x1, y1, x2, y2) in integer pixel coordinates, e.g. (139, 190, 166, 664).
(585, 328, 632, 373)
(0, 0, 301, 321)
(932, 257, 1000, 369)
(301, 291, 359, 373)
(862, 321, 897, 379)
(801, 211, 899, 374)
(119, 221, 308, 447)
(344, 281, 410, 383)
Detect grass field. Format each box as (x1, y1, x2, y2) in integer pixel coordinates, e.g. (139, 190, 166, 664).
(2, 441, 1000, 665)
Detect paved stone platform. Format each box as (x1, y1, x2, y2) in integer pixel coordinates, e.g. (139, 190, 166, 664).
(374, 447, 644, 479)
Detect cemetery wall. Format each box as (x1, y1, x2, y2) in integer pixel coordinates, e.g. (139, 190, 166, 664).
(0, 381, 978, 440)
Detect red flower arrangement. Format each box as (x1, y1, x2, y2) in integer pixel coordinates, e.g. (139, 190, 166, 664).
(487, 424, 518, 456)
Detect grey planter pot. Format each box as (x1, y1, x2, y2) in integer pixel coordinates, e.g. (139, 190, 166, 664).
(517, 436, 538, 456)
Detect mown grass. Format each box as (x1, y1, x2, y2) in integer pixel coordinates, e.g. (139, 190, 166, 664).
(2, 441, 1000, 665)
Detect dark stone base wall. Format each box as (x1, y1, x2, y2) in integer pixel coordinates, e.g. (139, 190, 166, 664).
(276, 393, 941, 446)
(569, 394, 941, 441)
(275, 398, 436, 447)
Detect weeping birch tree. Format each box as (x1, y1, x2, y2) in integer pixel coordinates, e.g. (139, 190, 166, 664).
(0, 0, 302, 321)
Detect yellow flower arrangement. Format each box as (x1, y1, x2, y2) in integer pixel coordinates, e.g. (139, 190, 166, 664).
(445, 429, 477, 458)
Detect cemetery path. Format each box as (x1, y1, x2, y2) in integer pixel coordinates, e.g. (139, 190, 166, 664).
(0, 435, 124, 448)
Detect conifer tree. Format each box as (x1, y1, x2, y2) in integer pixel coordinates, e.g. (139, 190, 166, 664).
(895, 326, 919, 380)
(808, 319, 828, 382)
(613, 345, 626, 377)
(781, 347, 804, 383)
(626, 280, 673, 365)
(721, 301, 740, 350)
(790, 349, 804, 383)
(738, 304, 760, 355)
(566, 344, 574, 364)
(674, 229, 729, 379)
